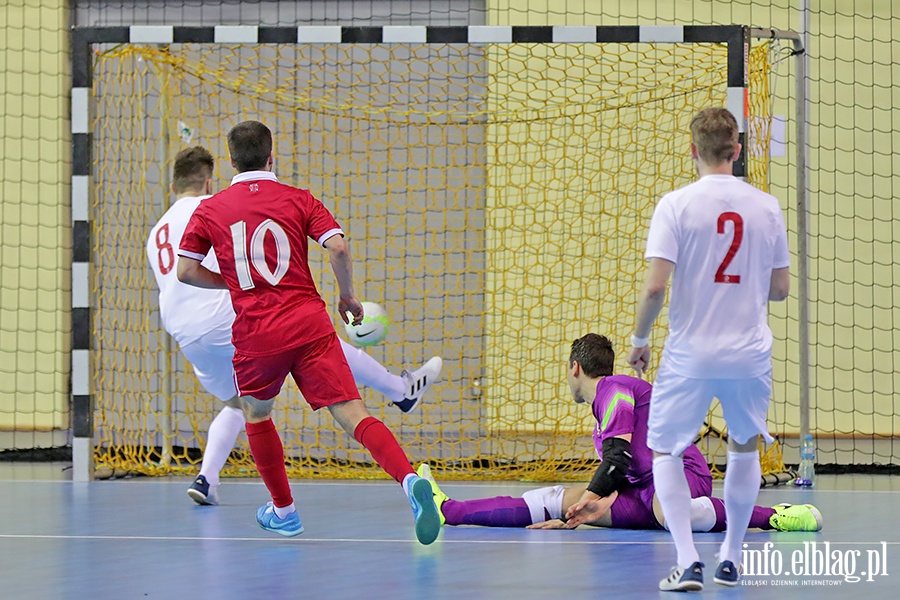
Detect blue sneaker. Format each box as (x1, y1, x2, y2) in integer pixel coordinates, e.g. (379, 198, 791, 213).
(659, 561, 704, 592)
(714, 560, 741, 587)
(256, 502, 304, 537)
(187, 474, 218, 506)
(406, 475, 441, 545)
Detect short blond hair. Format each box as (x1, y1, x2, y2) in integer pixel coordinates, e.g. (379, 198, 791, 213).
(689, 107, 739, 165)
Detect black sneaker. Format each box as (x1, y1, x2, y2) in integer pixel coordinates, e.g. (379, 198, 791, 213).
(659, 561, 704, 592)
(714, 560, 740, 586)
(187, 474, 219, 506)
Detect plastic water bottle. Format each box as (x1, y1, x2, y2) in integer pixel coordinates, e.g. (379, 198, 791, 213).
(794, 434, 815, 487)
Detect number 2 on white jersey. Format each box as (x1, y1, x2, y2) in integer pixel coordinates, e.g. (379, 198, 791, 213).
(230, 219, 291, 290)
(715, 211, 743, 284)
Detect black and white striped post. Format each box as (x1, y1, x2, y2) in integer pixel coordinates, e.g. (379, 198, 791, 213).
(70, 29, 93, 481)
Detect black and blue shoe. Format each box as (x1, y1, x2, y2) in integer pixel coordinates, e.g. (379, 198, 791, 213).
(714, 560, 740, 587)
(187, 474, 218, 506)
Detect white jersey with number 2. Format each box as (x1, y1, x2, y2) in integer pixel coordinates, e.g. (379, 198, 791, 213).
(146, 195, 235, 348)
(645, 174, 790, 379)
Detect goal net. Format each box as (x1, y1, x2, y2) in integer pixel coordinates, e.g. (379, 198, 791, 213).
(86, 28, 790, 480)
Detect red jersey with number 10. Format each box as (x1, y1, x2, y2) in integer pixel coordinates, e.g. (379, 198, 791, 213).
(178, 171, 344, 356)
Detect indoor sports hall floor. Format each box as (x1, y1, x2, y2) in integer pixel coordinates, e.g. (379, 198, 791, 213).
(0, 464, 896, 599)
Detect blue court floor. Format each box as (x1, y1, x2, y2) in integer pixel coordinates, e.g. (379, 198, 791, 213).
(0, 464, 897, 599)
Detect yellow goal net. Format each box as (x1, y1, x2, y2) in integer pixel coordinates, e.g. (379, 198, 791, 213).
(88, 33, 787, 481)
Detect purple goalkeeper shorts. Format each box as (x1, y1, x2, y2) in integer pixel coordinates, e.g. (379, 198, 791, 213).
(609, 461, 713, 530)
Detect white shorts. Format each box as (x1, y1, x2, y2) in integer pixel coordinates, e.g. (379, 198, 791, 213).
(179, 326, 237, 402)
(647, 361, 775, 455)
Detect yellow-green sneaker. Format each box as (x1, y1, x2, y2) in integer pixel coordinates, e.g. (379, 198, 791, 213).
(416, 463, 448, 526)
(769, 503, 823, 532)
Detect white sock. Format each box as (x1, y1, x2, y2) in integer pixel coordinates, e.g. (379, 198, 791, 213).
(199, 405, 245, 487)
(689, 496, 717, 532)
(719, 451, 761, 565)
(339, 338, 405, 402)
(653, 454, 700, 568)
(401, 472, 416, 496)
(522, 485, 566, 523)
(274, 502, 295, 519)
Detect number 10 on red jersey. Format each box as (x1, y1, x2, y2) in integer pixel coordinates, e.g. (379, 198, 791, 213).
(230, 219, 291, 290)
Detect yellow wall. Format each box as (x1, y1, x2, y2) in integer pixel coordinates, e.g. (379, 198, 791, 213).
(0, 0, 70, 432)
(481, 40, 736, 433)
(484, 1, 900, 437)
(0, 0, 896, 444)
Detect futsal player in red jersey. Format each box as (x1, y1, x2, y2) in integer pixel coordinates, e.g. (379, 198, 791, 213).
(176, 120, 440, 544)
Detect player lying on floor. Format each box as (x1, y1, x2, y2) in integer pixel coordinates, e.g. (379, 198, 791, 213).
(417, 333, 822, 534)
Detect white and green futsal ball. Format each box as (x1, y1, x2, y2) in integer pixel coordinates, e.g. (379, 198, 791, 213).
(344, 301, 390, 346)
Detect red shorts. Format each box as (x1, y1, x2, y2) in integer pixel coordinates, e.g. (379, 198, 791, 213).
(232, 332, 360, 409)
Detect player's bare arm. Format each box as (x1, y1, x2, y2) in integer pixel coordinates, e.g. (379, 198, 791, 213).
(565, 433, 633, 527)
(323, 234, 363, 325)
(553, 492, 618, 529)
(176, 256, 228, 289)
(768, 266, 790, 301)
(525, 485, 587, 529)
(627, 258, 675, 372)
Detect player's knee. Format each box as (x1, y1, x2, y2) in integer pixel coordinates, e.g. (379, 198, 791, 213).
(561, 485, 587, 514)
(221, 405, 245, 424)
(327, 399, 370, 435)
(728, 435, 759, 454)
(522, 485, 566, 523)
(652, 493, 666, 528)
(240, 396, 274, 422)
(689, 496, 716, 532)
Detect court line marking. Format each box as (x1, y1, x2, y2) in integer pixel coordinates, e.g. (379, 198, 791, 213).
(0, 533, 704, 545)
(1, 533, 896, 545)
(2, 479, 900, 494)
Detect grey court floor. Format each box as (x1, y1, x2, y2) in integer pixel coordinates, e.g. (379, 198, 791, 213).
(0, 464, 897, 600)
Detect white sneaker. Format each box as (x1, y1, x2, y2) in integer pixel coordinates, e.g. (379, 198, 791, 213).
(659, 562, 704, 592)
(394, 356, 443, 413)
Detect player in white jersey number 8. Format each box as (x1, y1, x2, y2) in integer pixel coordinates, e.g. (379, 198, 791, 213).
(146, 146, 443, 506)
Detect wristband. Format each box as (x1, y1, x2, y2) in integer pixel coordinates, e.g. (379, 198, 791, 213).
(631, 334, 650, 348)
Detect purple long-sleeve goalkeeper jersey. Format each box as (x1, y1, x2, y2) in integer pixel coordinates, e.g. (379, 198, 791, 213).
(591, 374, 708, 488)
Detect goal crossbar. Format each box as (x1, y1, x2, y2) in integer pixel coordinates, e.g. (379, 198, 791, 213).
(69, 24, 806, 482)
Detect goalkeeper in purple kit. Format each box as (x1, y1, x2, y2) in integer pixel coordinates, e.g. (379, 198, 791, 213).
(417, 334, 821, 536)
